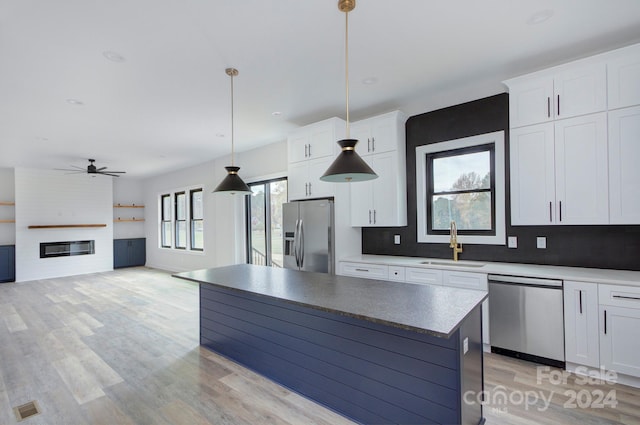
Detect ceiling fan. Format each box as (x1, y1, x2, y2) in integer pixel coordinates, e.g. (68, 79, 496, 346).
(56, 159, 126, 177)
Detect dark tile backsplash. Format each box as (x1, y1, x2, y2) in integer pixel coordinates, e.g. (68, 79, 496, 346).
(362, 93, 640, 271)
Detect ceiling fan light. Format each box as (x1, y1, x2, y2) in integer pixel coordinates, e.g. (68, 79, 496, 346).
(320, 139, 377, 182)
(214, 166, 252, 194)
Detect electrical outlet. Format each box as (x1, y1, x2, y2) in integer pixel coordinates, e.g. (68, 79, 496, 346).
(537, 237, 547, 249)
(508, 236, 518, 248)
(394, 234, 401, 245)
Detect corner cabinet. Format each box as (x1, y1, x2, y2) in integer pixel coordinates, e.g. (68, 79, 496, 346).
(287, 117, 345, 201)
(349, 111, 407, 227)
(507, 42, 640, 226)
(114, 238, 146, 268)
(564, 281, 600, 368)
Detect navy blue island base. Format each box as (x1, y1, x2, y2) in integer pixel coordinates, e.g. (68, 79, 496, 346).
(175, 264, 486, 425)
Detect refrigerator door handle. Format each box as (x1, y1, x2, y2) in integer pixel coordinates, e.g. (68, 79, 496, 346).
(299, 219, 305, 268)
(293, 219, 300, 267)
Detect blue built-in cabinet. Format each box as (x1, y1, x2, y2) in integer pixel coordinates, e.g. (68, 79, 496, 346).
(113, 238, 146, 268)
(0, 245, 16, 282)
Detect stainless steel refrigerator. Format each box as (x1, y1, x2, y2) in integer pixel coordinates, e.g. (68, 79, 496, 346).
(283, 199, 335, 274)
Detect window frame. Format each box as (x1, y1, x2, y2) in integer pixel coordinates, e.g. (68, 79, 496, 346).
(416, 131, 505, 245)
(190, 188, 204, 251)
(426, 143, 496, 236)
(158, 185, 204, 252)
(160, 194, 172, 248)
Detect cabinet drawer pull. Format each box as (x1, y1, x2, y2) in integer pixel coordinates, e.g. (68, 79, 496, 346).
(613, 295, 640, 301)
(557, 94, 560, 116)
(559, 201, 562, 222)
(355, 268, 369, 272)
(579, 290, 583, 314)
(604, 310, 607, 335)
(549, 201, 552, 222)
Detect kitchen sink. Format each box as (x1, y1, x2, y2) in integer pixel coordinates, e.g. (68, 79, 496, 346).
(420, 260, 485, 268)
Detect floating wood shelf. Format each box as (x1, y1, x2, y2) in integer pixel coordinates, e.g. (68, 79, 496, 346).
(0, 220, 15, 223)
(114, 204, 144, 208)
(0, 202, 15, 206)
(114, 218, 145, 222)
(28, 224, 107, 229)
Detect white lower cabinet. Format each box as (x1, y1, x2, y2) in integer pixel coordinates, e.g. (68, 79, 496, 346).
(339, 262, 388, 280)
(563, 281, 600, 368)
(599, 284, 640, 378)
(404, 267, 443, 286)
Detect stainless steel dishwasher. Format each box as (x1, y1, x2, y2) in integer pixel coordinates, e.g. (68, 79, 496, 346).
(489, 274, 565, 368)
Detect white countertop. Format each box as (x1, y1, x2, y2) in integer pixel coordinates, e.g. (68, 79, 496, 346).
(341, 255, 640, 287)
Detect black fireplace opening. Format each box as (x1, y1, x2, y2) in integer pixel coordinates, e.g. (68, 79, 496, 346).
(40, 240, 95, 258)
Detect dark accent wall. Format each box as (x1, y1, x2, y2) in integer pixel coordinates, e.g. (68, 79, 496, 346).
(362, 93, 640, 271)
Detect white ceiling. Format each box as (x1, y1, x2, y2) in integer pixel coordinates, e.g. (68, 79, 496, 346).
(1, 0, 640, 178)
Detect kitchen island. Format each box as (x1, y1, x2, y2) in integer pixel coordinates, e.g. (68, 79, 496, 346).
(174, 264, 486, 425)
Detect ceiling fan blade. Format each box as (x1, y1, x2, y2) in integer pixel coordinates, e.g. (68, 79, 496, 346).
(101, 170, 126, 174)
(97, 166, 107, 171)
(71, 165, 86, 170)
(54, 168, 84, 172)
(100, 172, 123, 177)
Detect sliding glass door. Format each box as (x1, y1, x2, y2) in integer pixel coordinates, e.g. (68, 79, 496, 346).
(246, 178, 287, 267)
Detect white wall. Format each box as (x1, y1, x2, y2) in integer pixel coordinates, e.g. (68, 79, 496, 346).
(14, 168, 113, 282)
(113, 178, 145, 239)
(0, 168, 15, 245)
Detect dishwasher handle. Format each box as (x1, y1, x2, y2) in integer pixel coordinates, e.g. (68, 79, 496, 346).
(488, 274, 563, 288)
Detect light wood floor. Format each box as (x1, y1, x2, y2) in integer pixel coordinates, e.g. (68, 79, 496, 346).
(0, 267, 638, 425)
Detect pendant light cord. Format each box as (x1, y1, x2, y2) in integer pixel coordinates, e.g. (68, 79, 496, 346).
(345, 10, 350, 139)
(230, 71, 235, 166)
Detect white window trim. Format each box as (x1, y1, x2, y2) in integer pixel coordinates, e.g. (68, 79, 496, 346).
(416, 131, 505, 245)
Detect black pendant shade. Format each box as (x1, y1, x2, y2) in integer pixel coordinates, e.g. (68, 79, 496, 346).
(214, 166, 251, 195)
(320, 139, 378, 182)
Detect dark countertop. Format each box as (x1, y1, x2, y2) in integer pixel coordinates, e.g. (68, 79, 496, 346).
(174, 264, 487, 338)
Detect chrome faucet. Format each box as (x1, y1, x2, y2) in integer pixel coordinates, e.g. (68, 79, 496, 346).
(449, 221, 463, 261)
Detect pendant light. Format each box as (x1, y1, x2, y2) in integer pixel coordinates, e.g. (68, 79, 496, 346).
(213, 67, 252, 195)
(320, 0, 377, 183)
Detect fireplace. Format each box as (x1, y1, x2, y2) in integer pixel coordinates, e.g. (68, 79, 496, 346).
(40, 240, 95, 258)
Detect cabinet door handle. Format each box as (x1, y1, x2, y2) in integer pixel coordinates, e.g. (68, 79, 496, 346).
(368, 210, 372, 224)
(308, 144, 311, 157)
(373, 209, 376, 224)
(604, 310, 607, 335)
(367, 138, 371, 152)
(547, 97, 551, 118)
(549, 201, 553, 222)
(308, 182, 311, 195)
(304, 144, 308, 158)
(579, 290, 583, 314)
(371, 137, 375, 152)
(559, 201, 562, 222)
(304, 183, 308, 196)
(557, 95, 560, 116)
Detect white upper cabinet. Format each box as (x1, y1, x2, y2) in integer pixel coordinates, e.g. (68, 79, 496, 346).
(287, 117, 344, 200)
(510, 123, 555, 225)
(510, 113, 608, 225)
(607, 43, 640, 110)
(505, 61, 606, 128)
(348, 111, 407, 227)
(351, 111, 400, 157)
(288, 118, 341, 164)
(554, 113, 609, 224)
(609, 105, 640, 224)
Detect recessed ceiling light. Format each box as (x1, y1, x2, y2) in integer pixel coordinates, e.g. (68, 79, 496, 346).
(216, 133, 225, 138)
(362, 77, 378, 85)
(66, 98, 84, 106)
(103, 51, 126, 63)
(527, 9, 554, 25)
(271, 111, 282, 116)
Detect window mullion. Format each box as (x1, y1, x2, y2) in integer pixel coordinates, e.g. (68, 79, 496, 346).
(264, 183, 272, 267)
